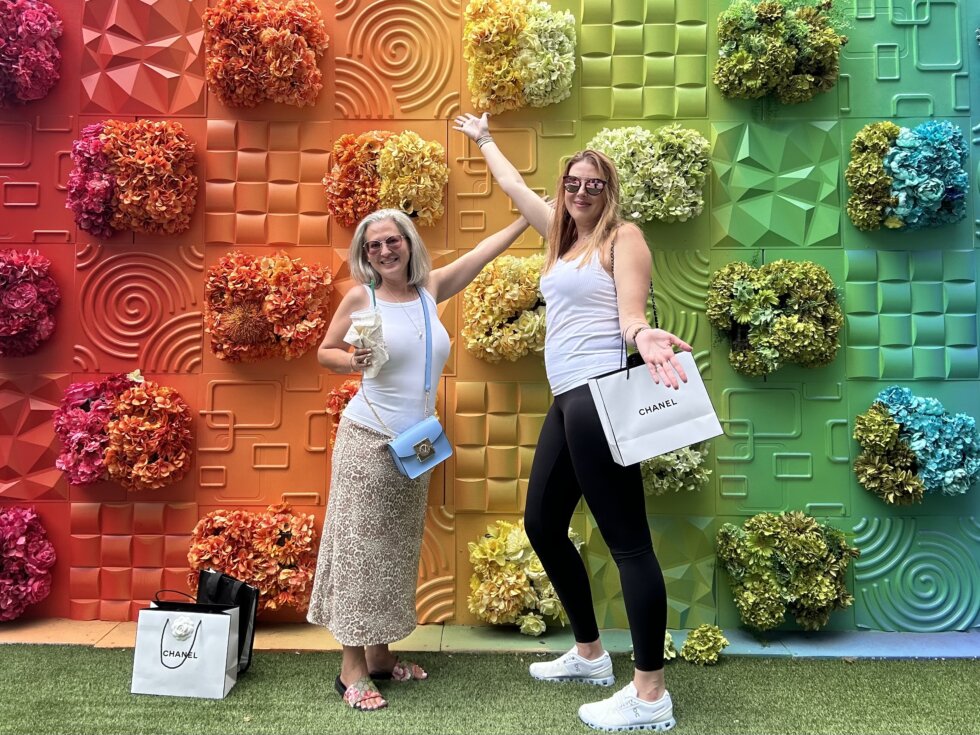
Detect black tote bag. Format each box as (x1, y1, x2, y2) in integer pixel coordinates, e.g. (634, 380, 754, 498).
(195, 569, 259, 673)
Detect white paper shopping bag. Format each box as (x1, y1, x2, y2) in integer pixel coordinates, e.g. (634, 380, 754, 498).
(131, 603, 240, 699)
(587, 351, 723, 466)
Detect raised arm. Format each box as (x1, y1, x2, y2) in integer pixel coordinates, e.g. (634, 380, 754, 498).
(427, 215, 530, 303)
(453, 112, 553, 236)
(612, 224, 692, 389)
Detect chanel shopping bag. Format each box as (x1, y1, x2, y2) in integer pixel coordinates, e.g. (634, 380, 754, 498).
(588, 351, 723, 466)
(131, 599, 240, 699)
(195, 569, 258, 673)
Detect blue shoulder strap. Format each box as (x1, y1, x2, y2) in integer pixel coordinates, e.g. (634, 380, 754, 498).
(417, 286, 433, 416)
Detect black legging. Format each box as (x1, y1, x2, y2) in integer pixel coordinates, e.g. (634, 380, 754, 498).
(524, 383, 667, 671)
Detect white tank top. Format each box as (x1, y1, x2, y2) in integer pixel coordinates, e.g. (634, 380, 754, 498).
(343, 286, 450, 435)
(540, 251, 622, 395)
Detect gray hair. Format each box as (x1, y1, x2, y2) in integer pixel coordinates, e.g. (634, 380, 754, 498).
(347, 209, 432, 287)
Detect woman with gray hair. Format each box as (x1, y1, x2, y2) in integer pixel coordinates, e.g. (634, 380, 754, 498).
(307, 208, 529, 711)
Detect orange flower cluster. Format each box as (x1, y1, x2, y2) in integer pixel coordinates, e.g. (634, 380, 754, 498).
(204, 0, 329, 108)
(187, 503, 319, 612)
(205, 250, 333, 362)
(325, 379, 360, 447)
(98, 119, 198, 235)
(323, 131, 394, 228)
(104, 379, 193, 492)
(323, 129, 448, 228)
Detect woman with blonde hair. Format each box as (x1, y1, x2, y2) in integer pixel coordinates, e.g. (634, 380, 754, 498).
(454, 113, 689, 732)
(308, 207, 529, 711)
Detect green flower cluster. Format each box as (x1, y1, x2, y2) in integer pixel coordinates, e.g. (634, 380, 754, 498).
(586, 124, 710, 223)
(713, 0, 848, 105)
(640, 442, 711, 496)
(716, 511, 860, 631)
(853, 401, 924, 505)
(663, 631, 678, 662)
(679, 624, 729, 665)
(844, 122, 901, 231)
(706, 259, 842, 376)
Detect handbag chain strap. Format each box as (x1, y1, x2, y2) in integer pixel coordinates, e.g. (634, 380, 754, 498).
(359, 285, 433, 436)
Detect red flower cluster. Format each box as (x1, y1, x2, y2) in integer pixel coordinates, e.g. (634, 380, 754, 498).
(53, 371, 193, 491)
(0, 506, 56, 621)
(0, 249, 60, 357)
(325, 379, 360, 447)
(187, 503, 319, 612)
(205, 250, 333, 362)
(67, 119, 198, 237)
(204, 0, 329, 108)
(0, 0, 62, 107)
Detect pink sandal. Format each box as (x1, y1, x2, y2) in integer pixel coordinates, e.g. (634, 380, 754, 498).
(334, 675, 387, 711)
(370, 659, 428, 681)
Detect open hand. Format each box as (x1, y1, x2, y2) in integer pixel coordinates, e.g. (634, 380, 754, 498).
(453, 112, 490, 141)
(636, 329, 692, 389)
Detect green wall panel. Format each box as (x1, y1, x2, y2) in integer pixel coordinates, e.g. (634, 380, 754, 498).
(579, 0, 708, 119)
(586, 514, 719, 630)
(844, 249, 980, 380)
(710, 122, 843, 248)
(838, 0, 973, 120)
(852, 516, 980, 631)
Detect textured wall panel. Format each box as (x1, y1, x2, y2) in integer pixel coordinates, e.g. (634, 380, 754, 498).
(0, 119, 76, 245)
(839, 0, 971, 119)
(711, 121, 842, 248)
(205, 120, 332, 246)
(579, 0, 708, 119)
(844, 250, 979, 380)
(72, 242, 203, 374)
(80, 0, 207, 116)
(416, 505, 455, 623)
(332, 0, 461, 119)
(68, 501, 197, 621)
(449, 381, 551, 513)
(587, 514, 718, 629)
(853, 516, 980, 631)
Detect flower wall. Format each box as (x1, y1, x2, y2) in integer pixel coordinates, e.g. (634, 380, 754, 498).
(0, 0, 978, 633)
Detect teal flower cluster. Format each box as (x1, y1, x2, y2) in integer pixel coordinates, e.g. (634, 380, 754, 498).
(872, 387, 980, 500)
(706, 259, 842, 376)
(716, 511, 859, 631)
(586, 125, 710, 223)
(713, 0, 848, 105)
(846, 120, 969, 231)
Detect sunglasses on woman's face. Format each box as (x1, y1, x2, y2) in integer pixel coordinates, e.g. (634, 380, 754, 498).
(363, 234, 405, 254)
(562, 176, 607, 196)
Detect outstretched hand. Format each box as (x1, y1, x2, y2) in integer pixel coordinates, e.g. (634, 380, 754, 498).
(453, 112, 490, 141)
(636, 329, 692, 390)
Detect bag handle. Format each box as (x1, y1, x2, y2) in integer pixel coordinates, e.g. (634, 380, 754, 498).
(154, 589, 196, 603)
(159, 618, 201, 670)
(610, 237, 659, 371)
(203, 569, 245, 602)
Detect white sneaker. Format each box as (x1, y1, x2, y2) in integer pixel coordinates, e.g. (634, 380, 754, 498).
(578, 683, 676, 732)
(528, 647, 615, 686)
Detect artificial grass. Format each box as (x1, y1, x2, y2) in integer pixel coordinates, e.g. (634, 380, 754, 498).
(0, 646, 978, 735)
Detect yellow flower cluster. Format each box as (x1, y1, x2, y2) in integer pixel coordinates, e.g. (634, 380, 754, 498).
(467, 519, 580, 635)
(462, 253, 545, 363)
(463, 0, 576, 113)
(376, 131, 449, 227)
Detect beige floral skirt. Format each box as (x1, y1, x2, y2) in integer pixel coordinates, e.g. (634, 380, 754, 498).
(307, 417, 431, 646)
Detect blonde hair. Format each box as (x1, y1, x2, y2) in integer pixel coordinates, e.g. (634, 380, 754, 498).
(544, 150, 623, 272)
(348, 209, 432, 287)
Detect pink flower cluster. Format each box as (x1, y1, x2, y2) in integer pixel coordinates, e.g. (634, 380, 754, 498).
(53, 372, 194, 491)
(0, 0, 63, 107)
(0, 249, 60, 357)
(66, 124, 115, 239)
(53, 373, 135, 487)
(0, 506, 56, 621)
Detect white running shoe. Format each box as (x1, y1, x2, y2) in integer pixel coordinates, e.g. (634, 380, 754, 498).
(528, 647, 615, 686)
(578, 683, 676, 732)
